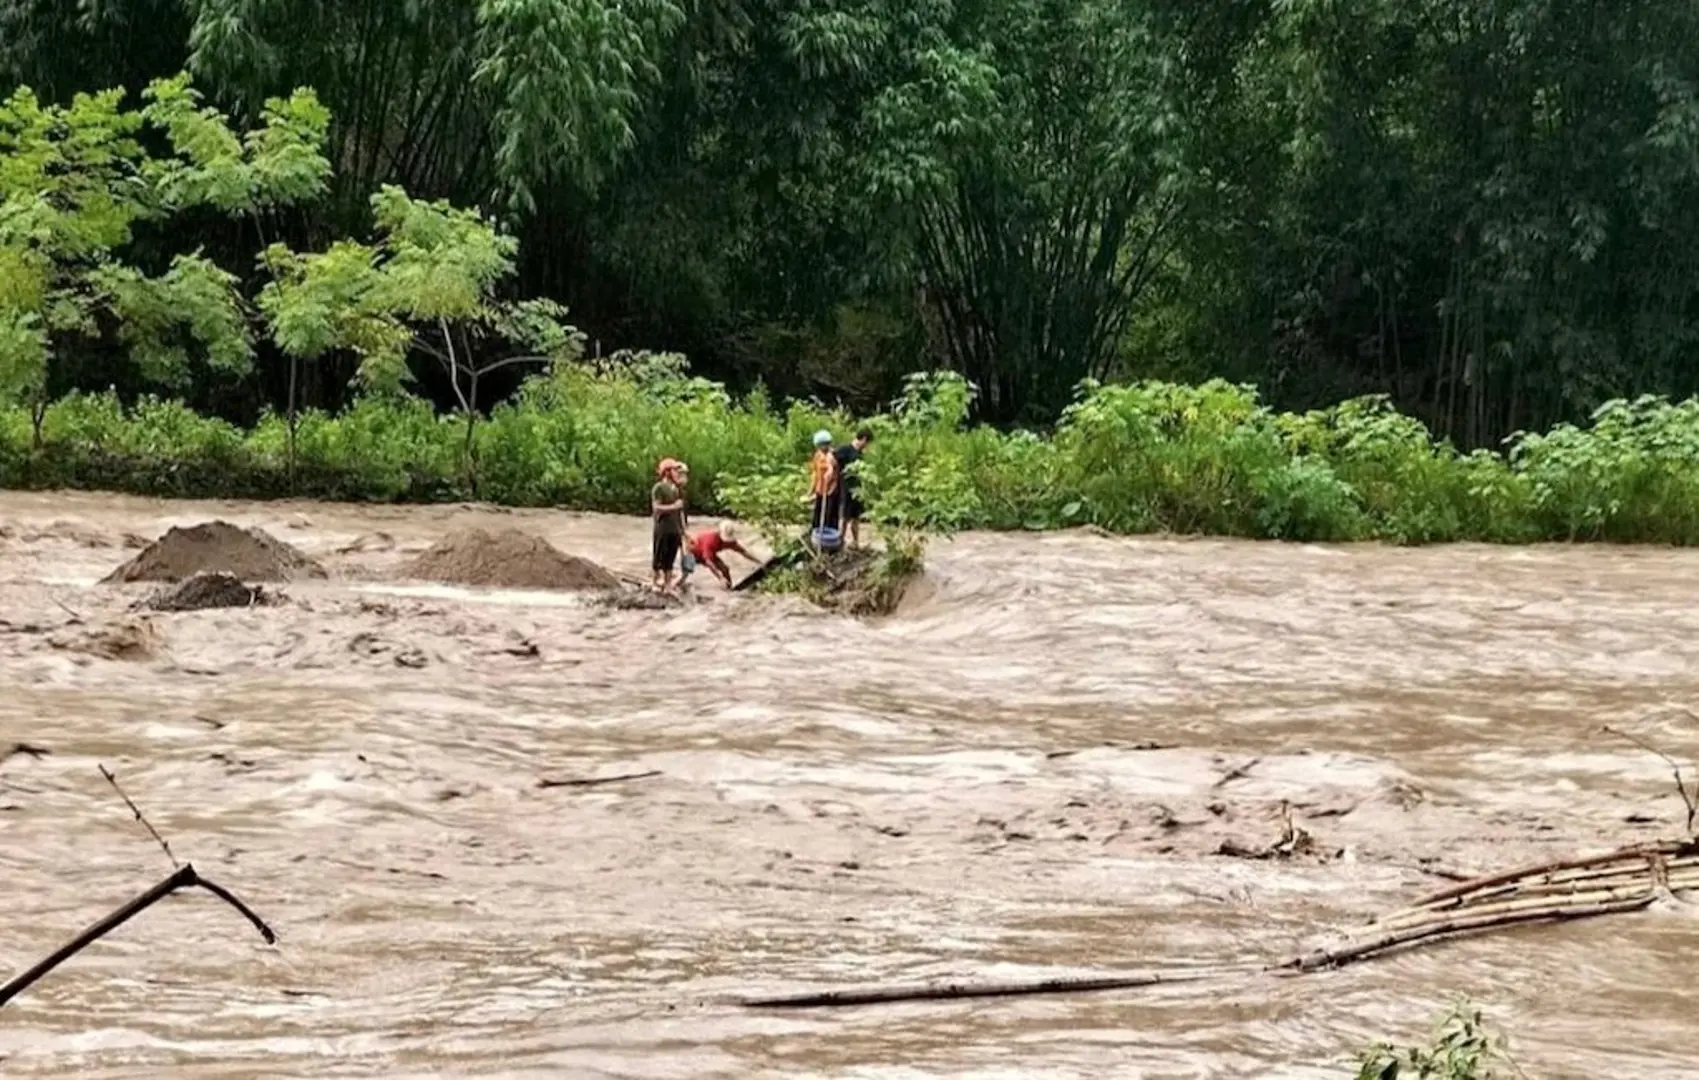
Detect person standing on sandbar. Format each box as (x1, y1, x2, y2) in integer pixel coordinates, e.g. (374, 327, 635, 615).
(833, 428, 872, 549)
(651, 458, 688, 594)
(808, 429, 839, 534)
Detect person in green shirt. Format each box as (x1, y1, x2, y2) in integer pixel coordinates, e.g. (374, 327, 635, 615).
(651, 458, 688, 594)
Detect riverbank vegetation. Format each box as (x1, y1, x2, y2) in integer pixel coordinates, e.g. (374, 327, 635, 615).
(4, 67, 1699, 547)
(3, 0, 1699, 452)
(1355, 999, 1521, 1079)
(6, 361, 1699, 545)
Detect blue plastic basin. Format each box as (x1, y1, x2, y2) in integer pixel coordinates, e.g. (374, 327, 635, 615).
(812, 526, 843, 552)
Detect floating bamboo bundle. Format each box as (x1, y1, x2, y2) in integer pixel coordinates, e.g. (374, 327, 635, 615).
(739, 838, 1699, 1009)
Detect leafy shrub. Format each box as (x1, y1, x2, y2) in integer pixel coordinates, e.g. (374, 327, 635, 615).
(1355, 999, 1520, 1080)
(5, 364, 1699, 548)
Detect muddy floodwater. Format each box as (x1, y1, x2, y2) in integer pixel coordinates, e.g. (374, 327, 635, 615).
(3, 490, 1699, 1078)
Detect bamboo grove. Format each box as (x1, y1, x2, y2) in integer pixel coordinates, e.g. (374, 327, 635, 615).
(1, 0, 1696, 445)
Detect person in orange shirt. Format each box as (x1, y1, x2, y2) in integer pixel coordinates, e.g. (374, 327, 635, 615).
(808, 429, 839, 532)
(685, 521, 760, 589)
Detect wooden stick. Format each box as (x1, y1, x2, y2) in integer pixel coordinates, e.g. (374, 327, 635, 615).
(744, 892, 1651, 1009)
(741, 856, 1674, 1010)
(741, 965, 1247, 1009)
(537, 770, 662, 790)
(99, 765, 177, 868)
(0, 863, 275, 1008)
(195, 876, 279, 944)
(737, 835, 1699, 1011)
(1603, 725, 1699, 836)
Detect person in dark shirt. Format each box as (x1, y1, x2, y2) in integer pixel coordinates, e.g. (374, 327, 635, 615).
(833, 429, 873, 549)
(651, 458, 687, 594)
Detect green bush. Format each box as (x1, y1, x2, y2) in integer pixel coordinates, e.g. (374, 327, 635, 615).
(5, 364, 1699, 547)
(1355, 999, 1520, 1079)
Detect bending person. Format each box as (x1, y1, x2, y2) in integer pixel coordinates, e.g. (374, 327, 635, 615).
(688, 521, 760, 589)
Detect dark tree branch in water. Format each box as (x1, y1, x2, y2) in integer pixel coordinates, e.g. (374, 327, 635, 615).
(0, 764, 279, 1008)
(1601, 725, 1698, 838)
(100, 763, 177, 867)
(0, 863, 276, 1009)
(536, 769, 662, 789)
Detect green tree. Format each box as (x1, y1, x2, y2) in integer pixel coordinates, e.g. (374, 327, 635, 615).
(257, 184, 584, 489)
(583, 0, 1201, 421)
(1151, 0, 1699, 447)
(0, 74, 330, 446)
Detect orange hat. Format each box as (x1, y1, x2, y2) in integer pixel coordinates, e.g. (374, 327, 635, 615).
(657, 457, 680, 478)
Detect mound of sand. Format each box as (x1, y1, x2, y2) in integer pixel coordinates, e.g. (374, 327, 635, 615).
(139, 572, 273, 613)
(402, 528, 620, 591)
(103, 522, 326, 584)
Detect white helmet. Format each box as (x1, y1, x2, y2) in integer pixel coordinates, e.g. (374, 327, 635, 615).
(718, 520, 738, 541)
(813, 429, 832, 447)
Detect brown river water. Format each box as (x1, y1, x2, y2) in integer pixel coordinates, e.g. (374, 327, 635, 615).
(3, 490, 1699, 1078)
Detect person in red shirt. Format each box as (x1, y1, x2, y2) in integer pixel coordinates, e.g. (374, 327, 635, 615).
(686, 521, 760, 589)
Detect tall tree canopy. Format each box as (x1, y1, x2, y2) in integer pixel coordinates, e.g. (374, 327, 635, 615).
(3, 0, 1698, 443)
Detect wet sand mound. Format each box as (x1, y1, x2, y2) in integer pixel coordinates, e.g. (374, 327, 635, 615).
(139, 572, 273, 613)
(103, 522, 326, 584)
(402, 527, 620, 591)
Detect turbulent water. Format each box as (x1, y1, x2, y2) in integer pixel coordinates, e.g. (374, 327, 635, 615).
(2, 490, 1699, 1078)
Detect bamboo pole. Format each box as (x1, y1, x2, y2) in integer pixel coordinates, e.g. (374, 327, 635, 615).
(1410, 842, 1691, 908)
(739, 839, 1687, 1010)
(740, 965, 1255, 1009)
(1398, 862, 1699, 914)
(1354, 883, 1655, 937)
(1283, 895, 1652, 973)
(1393, 853, 1699, 917)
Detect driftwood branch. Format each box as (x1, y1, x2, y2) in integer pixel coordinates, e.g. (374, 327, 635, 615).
(537, 769, 662, 790)
(1602, 725, 1698, 836)
(742, 966, 1241, 1008)
(100, 764, 177, 867)
(738, 838, 1699, 1010)
(0, 862, 276, 1009)
(2, 743, 49, 765)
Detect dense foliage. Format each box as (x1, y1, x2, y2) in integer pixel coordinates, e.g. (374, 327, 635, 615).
(2, 66, 1698, 547)
(8, 362, 1699, 546)
(1, 0, 1697, 443)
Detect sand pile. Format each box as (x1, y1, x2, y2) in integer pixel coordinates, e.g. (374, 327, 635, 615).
(139, 572, 272, 613)
(103, 522, 326, 584)
(402, 528, 620, 591)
